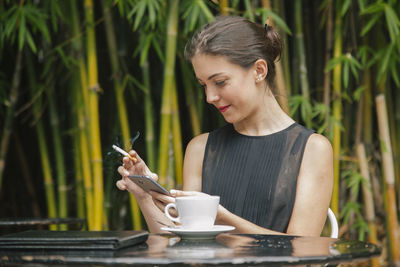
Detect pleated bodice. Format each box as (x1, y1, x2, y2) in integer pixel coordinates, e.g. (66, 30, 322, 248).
(202, 123, 314, 232)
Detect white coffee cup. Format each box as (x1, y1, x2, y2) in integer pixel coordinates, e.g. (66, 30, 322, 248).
(164, 195, 220, 229)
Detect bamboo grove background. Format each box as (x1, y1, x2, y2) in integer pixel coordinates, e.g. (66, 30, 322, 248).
(0, 0, 399, 265)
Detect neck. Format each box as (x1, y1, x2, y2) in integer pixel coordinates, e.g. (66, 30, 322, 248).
(233, 90, 294, 136)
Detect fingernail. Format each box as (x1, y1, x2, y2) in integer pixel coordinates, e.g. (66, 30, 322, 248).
(170, 189, 177, 195)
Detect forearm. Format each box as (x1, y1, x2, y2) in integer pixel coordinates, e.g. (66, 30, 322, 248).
(136, 194, 173, 233)
(216, 205, 285, 235)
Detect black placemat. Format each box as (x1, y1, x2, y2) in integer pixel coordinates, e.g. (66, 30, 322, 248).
(0, 230, 148, 250)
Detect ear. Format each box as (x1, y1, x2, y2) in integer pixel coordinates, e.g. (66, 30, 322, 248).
(253, 59, 268, 82)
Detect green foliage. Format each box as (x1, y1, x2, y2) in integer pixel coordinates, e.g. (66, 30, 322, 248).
(0, 2, 50, 52)
(127, 0, 162, 30)
(256, 7, 292, 35)
(180, 0, 214, 34)
(325, 53, 362, 89)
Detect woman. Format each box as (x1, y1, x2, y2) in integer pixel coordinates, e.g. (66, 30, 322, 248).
(117, 16, 333, 237)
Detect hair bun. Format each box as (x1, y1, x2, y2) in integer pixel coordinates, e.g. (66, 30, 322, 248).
(264, 25, 282, 63)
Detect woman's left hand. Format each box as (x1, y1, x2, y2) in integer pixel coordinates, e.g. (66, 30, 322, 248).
(150, 190, 209, 215)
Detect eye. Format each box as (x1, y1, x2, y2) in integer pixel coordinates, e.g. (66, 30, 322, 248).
(215, 80, 226, 87)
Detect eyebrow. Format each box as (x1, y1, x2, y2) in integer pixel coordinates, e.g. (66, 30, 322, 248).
(197, 72, 226, 82)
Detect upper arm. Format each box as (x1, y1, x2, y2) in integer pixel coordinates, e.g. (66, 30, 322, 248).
(182, 133, 209, 191)
(286, 133, 334, 236)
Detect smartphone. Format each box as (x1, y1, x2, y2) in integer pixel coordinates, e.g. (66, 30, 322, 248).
(128, 175, 170, 195)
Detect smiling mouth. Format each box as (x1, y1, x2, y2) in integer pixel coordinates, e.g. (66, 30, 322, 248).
(218, 105, 230, 112)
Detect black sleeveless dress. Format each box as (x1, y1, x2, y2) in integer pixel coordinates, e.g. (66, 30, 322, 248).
(201, 123, 314, 232)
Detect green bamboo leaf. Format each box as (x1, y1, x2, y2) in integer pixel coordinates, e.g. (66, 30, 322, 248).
(197, 0, 214, 22)
(132, 1, 146, 30)
(377, 44, 393, 83)
(288, 95, 303, 117)
(390, 59, 400, 87)
(55, 46, 70, 68)
(357, 45, 373, 66)
(361, 3, 384, 15)
(18, 13, 26, 51)
(353, 85, 366, 101)
(357, 0, 367, 12)
(347, 54, 362, 81)
(324, 55, 345, 72)
(24, 7, 50, 42)
(3, 7, 19, 38)
(139, 35, 153, 66)
(343, 60, 349, 88)
(362, 13, 382, 37)
(147, 2, 156, 25)
(244, 0, 254, 22)
(259, 8, 292, 35)
(341, 0, 352, 16)
(151, 36, 165, 63)
(384, 4, 400, 42)
(181, 0, 214, 34)
(188, 5, 200, 33)
(24, 28, 37, 53)
(366, 49, 381, 68)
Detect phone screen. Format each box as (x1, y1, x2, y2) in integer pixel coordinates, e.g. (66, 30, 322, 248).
(128, 175, 170, 195)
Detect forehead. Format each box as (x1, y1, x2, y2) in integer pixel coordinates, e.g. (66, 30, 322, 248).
(191, 54, 247, 80)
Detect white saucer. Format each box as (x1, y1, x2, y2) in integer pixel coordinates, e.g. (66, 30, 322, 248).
(161, 225, 235, 239)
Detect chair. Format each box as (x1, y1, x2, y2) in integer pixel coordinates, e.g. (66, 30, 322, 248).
(328, 208, 339, 238)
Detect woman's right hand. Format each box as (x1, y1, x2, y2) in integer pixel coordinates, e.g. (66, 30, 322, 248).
(116, 150, 158, 199)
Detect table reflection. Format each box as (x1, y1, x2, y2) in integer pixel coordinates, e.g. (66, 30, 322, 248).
(0, 233, 381, 266)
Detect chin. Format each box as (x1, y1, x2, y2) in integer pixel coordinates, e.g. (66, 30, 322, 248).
(222, 116, 237, 124)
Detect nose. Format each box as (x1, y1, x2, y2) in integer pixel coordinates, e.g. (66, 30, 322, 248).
(205, 87, 220, 104)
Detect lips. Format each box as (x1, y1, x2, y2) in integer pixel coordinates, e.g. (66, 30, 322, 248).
(218, 105, 230, 113)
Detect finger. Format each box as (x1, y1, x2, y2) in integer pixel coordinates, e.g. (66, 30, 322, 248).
(117, 166, 129, 177)
(156, 199, 178, 217)
(116, 180, 127, 190)
(150, 191, 175, 203)
(169, 190, 206, 197)
(153, 199, 166, 212)
(128, 150, 142, 162)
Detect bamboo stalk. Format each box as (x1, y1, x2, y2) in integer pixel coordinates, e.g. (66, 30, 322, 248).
(47, 85, 68, 230)
(375, 94, 400, 264)
(219, 0, 229, 15)
(180, 59, 201, 136)
(323, 0, 333, 133)
(0, 51, 22, 191)
(330, 0, 343, 216)
(261, 0, 289, 114)
(274, 0, 292, 99)
(85, 0, 104, 230)
(101, 0, 142, 230)
(72, 133, 85, 225)
(294, 0, 311, 128)
(356, 143, 379, 267)
(68, 0, 94, 230)
(141, 59, 156, 170)
(384, 84, 400, 209)
(158, 0, 179, 186)
(25, 51, 58, 230)
(171, 78, 183, 188)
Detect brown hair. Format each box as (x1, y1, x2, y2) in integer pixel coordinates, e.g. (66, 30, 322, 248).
(184, 16, 282, 89)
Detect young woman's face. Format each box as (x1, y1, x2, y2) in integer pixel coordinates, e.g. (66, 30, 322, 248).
(191, 54, 262, 124)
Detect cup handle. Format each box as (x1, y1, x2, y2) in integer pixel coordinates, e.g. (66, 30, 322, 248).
(164, 203, 180, 223)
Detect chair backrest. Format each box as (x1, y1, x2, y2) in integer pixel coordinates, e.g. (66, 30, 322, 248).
(327, 208, 339, 238)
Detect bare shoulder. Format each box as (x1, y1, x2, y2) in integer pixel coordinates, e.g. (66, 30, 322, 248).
(305, 133, 333, 156)
(301, 133, 333, 182)
(185, 133, 209, 155)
